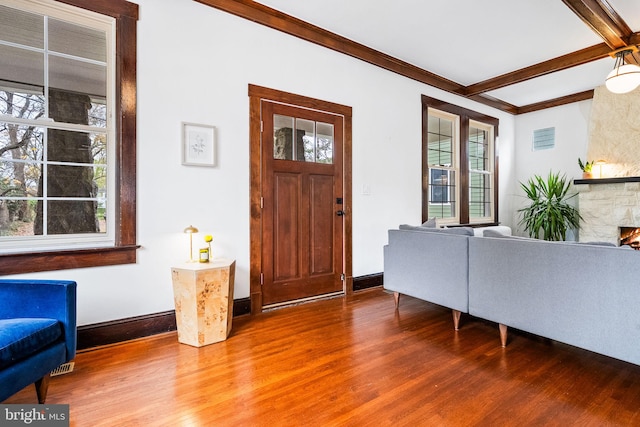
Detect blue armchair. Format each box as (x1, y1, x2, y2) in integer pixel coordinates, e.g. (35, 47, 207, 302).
(0, 279, 77, 403)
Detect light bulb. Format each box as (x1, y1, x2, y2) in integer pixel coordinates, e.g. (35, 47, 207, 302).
(606, 63, 640, 94)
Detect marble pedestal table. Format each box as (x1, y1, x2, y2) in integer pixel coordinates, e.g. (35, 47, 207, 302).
(171, 258, 236, 347)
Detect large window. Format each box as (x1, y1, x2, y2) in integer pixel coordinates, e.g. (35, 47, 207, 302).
(422, 96, 498, 225)
(0, 0, 138, 274)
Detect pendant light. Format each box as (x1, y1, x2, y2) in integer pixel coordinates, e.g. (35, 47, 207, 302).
(605, 46, 640, 94)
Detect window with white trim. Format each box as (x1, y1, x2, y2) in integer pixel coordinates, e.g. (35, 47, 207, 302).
(0, 0, 115, 253)
(422, 96, 498, 225)
(468, 120, 494, 222)
(426, 109, 459, 223)
(0, 0, 138, 275)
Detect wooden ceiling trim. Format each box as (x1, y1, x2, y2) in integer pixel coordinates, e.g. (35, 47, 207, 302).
(467, 95, 518, 115)
(516, 90, 594, 115)
(466, 43, 611, 96)
(194, 0, 619, 115)
(194, 0, 464, 95)
(561, 0, 631, 49)
(597, 0, 634, 35)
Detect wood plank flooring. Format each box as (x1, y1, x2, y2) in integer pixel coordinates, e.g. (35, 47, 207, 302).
(6, 288, 640, 426)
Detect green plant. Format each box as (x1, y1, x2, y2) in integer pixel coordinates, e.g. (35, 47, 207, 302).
(578, 158, 593, 173)
(518, 171, 582, 241)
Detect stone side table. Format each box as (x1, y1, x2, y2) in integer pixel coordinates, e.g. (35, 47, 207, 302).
(171, 258, 236, 347)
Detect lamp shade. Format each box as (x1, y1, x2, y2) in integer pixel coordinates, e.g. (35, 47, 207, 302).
(605, 63, 640, 94)
(184, 225, 199, 234)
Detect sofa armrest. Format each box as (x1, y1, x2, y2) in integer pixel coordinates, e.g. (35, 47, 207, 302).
(384, 229, 469, 313)
(0, 280, 77, 360)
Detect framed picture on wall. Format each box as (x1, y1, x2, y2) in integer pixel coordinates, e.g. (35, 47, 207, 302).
(182, 122, 216, 166)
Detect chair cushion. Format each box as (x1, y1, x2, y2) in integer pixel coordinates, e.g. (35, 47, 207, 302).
(0, 318, 62, 369)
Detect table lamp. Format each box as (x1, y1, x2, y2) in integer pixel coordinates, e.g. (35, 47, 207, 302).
(184, 225, 199, 262)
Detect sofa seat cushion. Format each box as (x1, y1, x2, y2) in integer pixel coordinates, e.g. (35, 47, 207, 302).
(0, 318, 62, 369)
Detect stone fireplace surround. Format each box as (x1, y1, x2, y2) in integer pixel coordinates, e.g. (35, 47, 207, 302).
(574, 177, 640, 245)
(576, 86, 640, 245)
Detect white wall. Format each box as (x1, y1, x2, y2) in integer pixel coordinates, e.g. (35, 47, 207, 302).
(512, 99, 592, 236)
(9, 0, 516, 326)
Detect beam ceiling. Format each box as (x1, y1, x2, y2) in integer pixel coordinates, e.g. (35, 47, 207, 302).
(196, 0, 640, 114)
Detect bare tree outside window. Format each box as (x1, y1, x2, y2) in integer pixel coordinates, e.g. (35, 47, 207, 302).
(0, 89, 44, 235)
(0, 88, 107, 237)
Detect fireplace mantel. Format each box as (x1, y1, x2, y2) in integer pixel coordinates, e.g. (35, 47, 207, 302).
(574, 176, 640, 185)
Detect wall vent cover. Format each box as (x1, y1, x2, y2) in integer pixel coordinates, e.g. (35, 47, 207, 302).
(51, 361, 75, 376)
(532, 127, 555, 151)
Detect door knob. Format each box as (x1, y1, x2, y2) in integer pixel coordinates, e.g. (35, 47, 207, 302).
(336, 210, 345, 216)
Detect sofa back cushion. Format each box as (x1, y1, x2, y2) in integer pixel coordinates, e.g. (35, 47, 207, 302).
(399, 224, 474, 236)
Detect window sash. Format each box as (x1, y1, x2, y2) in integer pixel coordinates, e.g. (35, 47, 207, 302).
(426, 108, 460, 224)
(468, 120, 494, 223)
(0, 0, 116, 253)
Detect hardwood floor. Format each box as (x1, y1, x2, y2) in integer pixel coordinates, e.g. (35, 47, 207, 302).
(6, 288, 640, 426)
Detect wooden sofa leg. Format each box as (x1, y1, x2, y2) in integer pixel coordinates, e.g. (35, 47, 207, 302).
(35, 374, 51, 404)
(393, 292, 400, 308)
(452, 310, 461, 331)
(499, 324, 508, 347)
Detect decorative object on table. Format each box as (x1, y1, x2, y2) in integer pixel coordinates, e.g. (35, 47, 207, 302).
(204, 234, 213, 258)
(594, 159, 607, 178)
(578, 158, 594, 179)
(183, 225, 199, 262)
(199, 247, 210, 263)
(171, 259, 236, 347)
(518, 171, 582, 241)
(182, 122, 216, 167)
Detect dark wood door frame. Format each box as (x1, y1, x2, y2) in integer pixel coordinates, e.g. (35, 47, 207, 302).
(248, 84, 353, 314)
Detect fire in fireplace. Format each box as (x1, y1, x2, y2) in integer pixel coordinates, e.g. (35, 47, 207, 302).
(620, 227, 640, 249)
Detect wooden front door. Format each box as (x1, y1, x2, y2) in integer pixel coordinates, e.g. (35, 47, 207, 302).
(260, 101, 344, 306)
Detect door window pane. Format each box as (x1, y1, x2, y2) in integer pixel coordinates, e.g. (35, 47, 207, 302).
(297, 118, 315, 162)
(274, 115, 333, 164)
(315, 122, 333, 164)
(273, 114, 295, 160)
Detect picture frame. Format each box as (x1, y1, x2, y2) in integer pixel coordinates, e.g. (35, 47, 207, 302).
(182, 122, 216, 167)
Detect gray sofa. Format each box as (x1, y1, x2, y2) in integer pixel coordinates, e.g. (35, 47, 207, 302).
(384, 227, 640, 366)
(383, 226, 471, 329)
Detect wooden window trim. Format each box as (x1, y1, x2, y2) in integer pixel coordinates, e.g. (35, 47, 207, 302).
(422, 95, 499, 226)
(0, 0, 139, 275)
